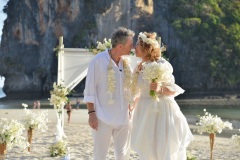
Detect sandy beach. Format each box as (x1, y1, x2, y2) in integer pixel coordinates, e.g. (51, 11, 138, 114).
(0, 109, 240, 160)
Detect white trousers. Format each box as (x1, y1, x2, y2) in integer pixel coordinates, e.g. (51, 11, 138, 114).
(92, 120, 131, 160)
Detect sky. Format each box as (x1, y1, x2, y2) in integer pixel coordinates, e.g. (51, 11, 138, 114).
(0, 0, 8, 87)
(0, 0, 8, 41)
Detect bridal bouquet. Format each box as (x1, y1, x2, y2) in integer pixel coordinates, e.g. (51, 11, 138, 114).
(0, 118, 29, 150)
(89, 38, 112, 54)
(231, 129, 240, 149)
(49, 82, 71, 112)
(142, 61, 172, 100)
(21, 110, 49, 132)
(196, 109, 233, 134)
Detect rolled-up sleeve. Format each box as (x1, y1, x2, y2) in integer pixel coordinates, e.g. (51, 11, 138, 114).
(83, 57, 100, 103)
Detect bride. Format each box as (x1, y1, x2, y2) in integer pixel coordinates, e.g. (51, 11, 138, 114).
(130, 32, 194, 160)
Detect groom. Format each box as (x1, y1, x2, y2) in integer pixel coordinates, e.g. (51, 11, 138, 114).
(83, 27, 135, 160)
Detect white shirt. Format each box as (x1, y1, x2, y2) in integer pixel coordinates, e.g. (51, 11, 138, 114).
(83, 50, 129, 126)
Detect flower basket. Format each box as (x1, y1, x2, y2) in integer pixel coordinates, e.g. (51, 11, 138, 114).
(209, 133, 215, 160)
(196, 109, 233, 160)
(0, 143, 6, 159)
(27, 129, 33, 152)
(0, 118, 29, 158)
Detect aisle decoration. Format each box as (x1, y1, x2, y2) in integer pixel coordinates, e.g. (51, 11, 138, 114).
(49, 82, 70, 141)
(142, 61, 172, 101)
(231, 129, 240, 149)
(22, 103, 28, 110)
(187, 151, 197, 160)
(21, 109, 48, 152)
(0, 118, 29, 159)
(195, 109, 233, 159)
(49, 140, 68, 157)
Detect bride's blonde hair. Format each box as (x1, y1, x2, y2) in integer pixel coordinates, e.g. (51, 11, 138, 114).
(138, 32, 161, 61)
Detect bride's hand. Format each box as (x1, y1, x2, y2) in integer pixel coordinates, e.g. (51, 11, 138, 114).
(150, 82, 159, 92)
(150, 83, 175, 96)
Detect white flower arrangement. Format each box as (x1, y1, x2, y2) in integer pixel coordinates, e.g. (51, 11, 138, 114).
(0, 118, 29, 150)
(22, 103, 28, 110)
(49, 82, 71, 112)
(142, 61, 172, 100)
(196, 109, 233, 134)
(90, 38, 112, 54)
(231, 129, 240, 149)
(21, 110, 49, 132)
(49, 140, 68, 157)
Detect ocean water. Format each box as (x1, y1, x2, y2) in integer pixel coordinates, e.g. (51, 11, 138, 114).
(0, 87, 6, 98)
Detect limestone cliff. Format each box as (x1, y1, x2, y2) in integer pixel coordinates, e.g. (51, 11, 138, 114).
(0, 0, 236, 99)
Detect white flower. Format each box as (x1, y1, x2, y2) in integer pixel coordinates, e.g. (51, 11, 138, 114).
(90, 38, 112, 54)
(91, 38, 137, 105)
(138, 32, 160, 48)
(21, 110, 49, 132)
(50, 140, 68, 157)
(22, 103, 28, 110)
(49, 83, 70, 112)
(122, 57, 139, 105)
(142, 61, 172, 101)
(196, 109, 233, 134)
(0, 118, 29, 150)
(107, 60, 116, 104)
(231, 132, 240, 149)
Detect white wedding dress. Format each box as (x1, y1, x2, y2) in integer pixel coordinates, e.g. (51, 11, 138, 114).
(131, 58, 194, 160)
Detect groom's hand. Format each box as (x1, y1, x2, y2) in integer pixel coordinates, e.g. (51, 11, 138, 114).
(89, 113, 98, 130)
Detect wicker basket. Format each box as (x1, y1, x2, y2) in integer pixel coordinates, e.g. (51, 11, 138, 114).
(27, 129, 33, 152)
(0, 143, 6, 160)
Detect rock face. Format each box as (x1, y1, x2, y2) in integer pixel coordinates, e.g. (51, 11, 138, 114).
(0, 0, 237, 99)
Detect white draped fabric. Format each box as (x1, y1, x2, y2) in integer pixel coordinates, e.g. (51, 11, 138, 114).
(56, 44, 94, 141)
(58, 48, 95, 90)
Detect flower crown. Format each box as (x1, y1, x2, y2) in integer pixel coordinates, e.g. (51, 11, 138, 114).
(138, 32, 160, 48)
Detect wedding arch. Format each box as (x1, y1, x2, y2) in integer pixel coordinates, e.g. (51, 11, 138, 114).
(55, 37, 95, 140)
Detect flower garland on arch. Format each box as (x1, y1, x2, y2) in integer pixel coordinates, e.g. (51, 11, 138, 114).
(49, 82, 71, 114)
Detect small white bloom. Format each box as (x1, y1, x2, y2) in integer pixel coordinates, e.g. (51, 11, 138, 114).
(196, 109, 233, 134)
(22, 103, 28, 109)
